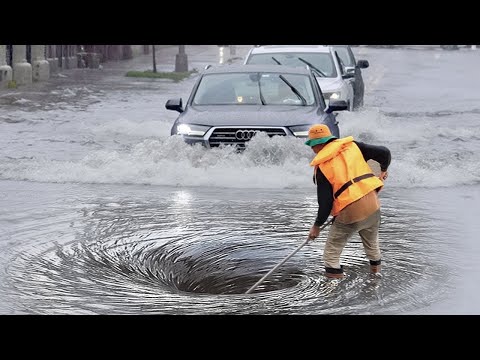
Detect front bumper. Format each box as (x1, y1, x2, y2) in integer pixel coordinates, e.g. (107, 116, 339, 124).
(179, 125, 292, 148)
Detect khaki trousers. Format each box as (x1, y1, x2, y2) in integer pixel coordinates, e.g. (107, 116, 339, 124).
(323, 209, 381, 269)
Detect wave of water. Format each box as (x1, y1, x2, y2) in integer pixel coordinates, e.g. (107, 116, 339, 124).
(1, 106, 479, 189)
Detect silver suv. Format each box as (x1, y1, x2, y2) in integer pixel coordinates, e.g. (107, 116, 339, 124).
(331, 45, 369, 110)
(244, 45, 356, 111)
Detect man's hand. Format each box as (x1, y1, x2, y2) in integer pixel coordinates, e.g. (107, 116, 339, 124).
(379, 171, 388, 181)
(308, 225, 320, 241)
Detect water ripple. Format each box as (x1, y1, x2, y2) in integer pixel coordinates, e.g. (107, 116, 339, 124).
(1, 188, 453, 314)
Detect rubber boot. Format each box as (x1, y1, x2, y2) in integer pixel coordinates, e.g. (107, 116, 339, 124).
(325, 266, 344, 279)
(369, 260, 381, 274)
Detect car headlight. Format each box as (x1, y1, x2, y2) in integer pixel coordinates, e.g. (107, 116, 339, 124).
(329, 92, 341, 100)
(323, 92, 341, 106)
(176, 124, 210, 137)
(289, 124, 311, 137)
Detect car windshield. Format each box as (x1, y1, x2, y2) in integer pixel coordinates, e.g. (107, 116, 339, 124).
(246, 53, 338, 78)
(192, 72, 316, 106)
(332, 46, 354, 67)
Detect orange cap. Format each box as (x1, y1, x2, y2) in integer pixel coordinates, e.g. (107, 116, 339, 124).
(304, 124, 337, 147)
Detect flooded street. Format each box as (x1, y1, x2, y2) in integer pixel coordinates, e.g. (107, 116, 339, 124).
(1, 45, 479, 314)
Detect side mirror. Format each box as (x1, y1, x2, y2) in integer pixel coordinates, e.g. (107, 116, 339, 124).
(166, 98, 184, 113)
(357, 59, 369, 69)
(325, 100, 348, 113)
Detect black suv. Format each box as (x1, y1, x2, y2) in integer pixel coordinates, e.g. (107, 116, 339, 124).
(165, 64, 347, 149)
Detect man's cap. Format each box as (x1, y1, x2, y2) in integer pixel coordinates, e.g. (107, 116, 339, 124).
(304, 124, 337, 147)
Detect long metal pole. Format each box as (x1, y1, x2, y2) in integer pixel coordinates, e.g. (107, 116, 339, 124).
(152, 45, 157, 73)
(245, 218, 334, 294)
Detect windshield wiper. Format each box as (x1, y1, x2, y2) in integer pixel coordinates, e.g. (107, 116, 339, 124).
(297, 57, 327, 77)
(257, 74, 266, 105)
(272, 56, 282, 65)
(278, 75, 307, 106)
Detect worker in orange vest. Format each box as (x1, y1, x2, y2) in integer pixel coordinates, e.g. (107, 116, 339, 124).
(305, 124, 391, 279)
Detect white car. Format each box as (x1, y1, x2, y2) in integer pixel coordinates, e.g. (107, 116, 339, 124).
(244, 45, 355, 111)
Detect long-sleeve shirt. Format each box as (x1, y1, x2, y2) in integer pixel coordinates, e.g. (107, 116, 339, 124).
(314, 140, 391, 227)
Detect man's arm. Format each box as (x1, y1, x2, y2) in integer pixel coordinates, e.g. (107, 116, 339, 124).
(354, 141, 391, 171)
(314, 170, 334, 227)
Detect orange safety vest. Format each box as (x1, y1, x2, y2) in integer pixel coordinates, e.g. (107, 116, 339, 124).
(310, 136, 384, 216)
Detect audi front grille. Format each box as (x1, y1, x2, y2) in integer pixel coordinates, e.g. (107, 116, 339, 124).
(208, 127, 287, 148)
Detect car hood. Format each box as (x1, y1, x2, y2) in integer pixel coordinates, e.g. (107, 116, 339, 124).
(315, 77, 345, 92)
(181, 105, 321, 127)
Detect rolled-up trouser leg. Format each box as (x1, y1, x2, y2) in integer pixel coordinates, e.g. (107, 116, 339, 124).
(323, 219, 356, 270)
(358, 210, 382, 263)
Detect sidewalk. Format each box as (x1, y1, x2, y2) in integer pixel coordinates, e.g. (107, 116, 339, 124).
(99, 45, 253, 74)
(0, 45, 254, 95)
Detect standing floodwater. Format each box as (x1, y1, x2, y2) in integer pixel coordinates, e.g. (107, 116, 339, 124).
(1, 45, 479, 314)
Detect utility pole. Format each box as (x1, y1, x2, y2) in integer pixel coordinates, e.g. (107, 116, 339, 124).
(152, 45, 157, 73)
(175, 45, 188, 72)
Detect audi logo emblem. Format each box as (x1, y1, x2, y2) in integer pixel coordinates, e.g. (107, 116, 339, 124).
(235, 130, 258, 140)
